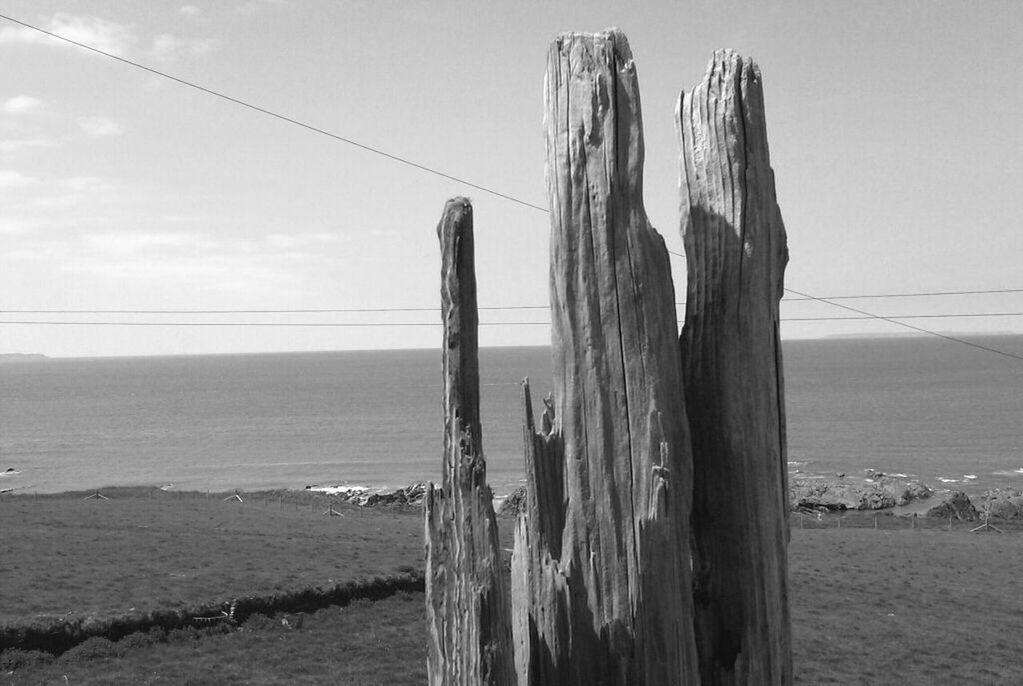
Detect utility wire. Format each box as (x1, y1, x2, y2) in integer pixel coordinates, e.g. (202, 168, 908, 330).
(665, 248, 1022, 361)
(4, 286, 1022, 314)
(0, 13, 548, 214)
(5, 312, 1023, 326)
(784, 312, 1023, 321)
(0, 321, 545, 327)
(783, 288, 1023, 362)
(1, 12, 1018, 362)
(782, 287, 1023, 302)
(0, 306, 550, 314)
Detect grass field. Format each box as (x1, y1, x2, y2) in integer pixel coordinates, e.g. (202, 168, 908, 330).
(2, 489, 1022, 684)
(0, 488, 423, 622)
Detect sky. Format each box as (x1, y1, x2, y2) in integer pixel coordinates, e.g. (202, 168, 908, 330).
(0, 0, 1021, 358)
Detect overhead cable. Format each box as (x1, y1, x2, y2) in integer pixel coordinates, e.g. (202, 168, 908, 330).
(0, 12, 548, 213)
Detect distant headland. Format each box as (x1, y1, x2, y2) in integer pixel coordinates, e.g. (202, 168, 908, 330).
(0, 353, 49, 363)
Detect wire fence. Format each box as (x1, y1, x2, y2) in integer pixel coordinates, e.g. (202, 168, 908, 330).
(792, 508, 1023, 533)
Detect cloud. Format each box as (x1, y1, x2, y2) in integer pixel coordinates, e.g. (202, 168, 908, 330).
(237, 0, 287, 15)
(78, 116, 123, 138)
(2, 95, 43, 114)
(0, 13, 136, 56)
(179, 5, 203, 18)
(0, 219, 34, 235)
(0, 137, 59, 155)
(0, 170, 39, 188)
(265, 232, 347, 249)
(149, 33, 218, 62)
(84, 231, 216, 255)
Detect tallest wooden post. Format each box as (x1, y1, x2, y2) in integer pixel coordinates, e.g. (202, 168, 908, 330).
(512, 29, 699, 685)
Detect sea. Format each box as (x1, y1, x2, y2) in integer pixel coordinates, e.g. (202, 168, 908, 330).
(2, 336, 1022, 498)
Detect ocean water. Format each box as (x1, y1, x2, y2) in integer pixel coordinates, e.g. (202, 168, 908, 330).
(1, 337, 1022, 497)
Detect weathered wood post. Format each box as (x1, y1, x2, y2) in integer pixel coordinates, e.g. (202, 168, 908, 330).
(425, 198, 515, 686)
(677, 50, 793, 684)
(511, 30, 699, 685)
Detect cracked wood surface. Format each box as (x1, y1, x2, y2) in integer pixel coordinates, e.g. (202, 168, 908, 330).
(678, 50, 793, 685)
(425, 198, 514, 686)
(511, 29, 698, 685)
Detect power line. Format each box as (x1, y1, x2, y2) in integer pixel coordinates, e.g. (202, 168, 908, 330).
(1, 11, 1017, 362)
(5, 312, 1023, 326)
(0, 321, 508, 327)
(4, 286, 1023, 314)
(782, 287, 1023, 302)
(0, 306, 550, 314)
(783, 288, 1023, 362)
(783, 312, 1023, 321)
(0, 13, 548, 214)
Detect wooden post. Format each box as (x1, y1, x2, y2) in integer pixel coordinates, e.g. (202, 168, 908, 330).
(425, 198, 514, 686)
(512, 30, 699, 685)
(677, 50, 793, 684)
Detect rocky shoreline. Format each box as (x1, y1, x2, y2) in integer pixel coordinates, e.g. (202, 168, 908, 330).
(789, 470, 934, 512)
(790, 469, 1023, 521)
(304, 483, 428, 508)
(491, 471, 1023, 522)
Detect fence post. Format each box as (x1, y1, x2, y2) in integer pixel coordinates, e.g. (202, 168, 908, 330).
(424, 198, 513, 686)
(512, 30, 699, 684)
(678, 49, 792, 684)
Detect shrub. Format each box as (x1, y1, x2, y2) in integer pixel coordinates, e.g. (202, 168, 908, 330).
(241, 613, 276, 632)
(117, 631, 156, 652)
(0, 648, 51, 670)
(166, 627, 200, 643)
(61, 637, 116, 662)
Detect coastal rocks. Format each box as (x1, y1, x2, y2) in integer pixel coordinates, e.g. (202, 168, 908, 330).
(926, 491, 979, 521)
(980, 489, 1023, 520)
(304, 483, 428, 508)
(790, 473, 933, 511)
(496, 485, 527, 517)
(890, 480, 933, 506)
(363, 483, 427, 508)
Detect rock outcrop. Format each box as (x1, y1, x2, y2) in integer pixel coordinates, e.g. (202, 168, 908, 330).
(495, 485, 526, 517)
(364, 483, 428, 508)
(980, 489, 1023, 520)
(309, 483, 429, 508)
(790, 473, 932, 511)
(926, 491, 978, 521)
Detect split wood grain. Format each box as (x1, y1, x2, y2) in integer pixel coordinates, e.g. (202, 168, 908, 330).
(512, 30, 699, 685)
(425, 198, 514, 686)
(677, 50, 793, 685)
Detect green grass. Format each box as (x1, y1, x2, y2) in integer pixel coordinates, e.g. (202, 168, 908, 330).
(3, 490, 1023, 684)
(3, 594, 426, 685)
(0, 488, 423, 623)
(788, 528, 1023, 684)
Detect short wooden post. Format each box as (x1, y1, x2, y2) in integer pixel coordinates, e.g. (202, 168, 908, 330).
(678, 49, 792, 684)
(424, 199, 514, 686)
